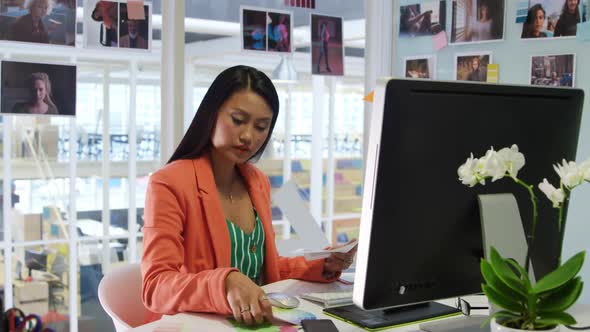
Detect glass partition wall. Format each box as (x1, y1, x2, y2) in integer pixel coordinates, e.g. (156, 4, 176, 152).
(0, 2, 366, 331)
(1, 55, 161, 331)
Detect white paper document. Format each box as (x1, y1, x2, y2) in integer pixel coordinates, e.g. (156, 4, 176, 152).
(294, 239, 358, 260)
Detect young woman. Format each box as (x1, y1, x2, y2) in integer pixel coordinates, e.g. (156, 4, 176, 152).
(9, 0, 52, 44)
(317, 21, 332, 73)
(141, 66, 357, 326)
(466, 57, 486, 82)
(469, 1, 493, 41)
(554, 0, 581, 37)
(12, 72, 58, 115)
(521, 4, 548, 38)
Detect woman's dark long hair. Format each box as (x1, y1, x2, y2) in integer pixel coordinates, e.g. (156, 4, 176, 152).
(561, 0, 580, 21)
(521, 4, 546, 38)
(167, 65, 279, 164)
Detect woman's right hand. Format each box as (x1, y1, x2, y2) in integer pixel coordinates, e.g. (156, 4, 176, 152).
(225, 271, 273, 325)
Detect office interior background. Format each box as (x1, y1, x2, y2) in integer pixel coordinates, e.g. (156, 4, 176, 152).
(0, 1, 365, 330)
(0, 0, 588, 331)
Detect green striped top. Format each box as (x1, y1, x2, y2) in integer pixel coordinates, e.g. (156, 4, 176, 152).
(226, 211, 265, 283)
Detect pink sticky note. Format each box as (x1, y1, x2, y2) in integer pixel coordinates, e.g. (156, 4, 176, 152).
(127, 0, 145, 20)
(433, 31, 447, 51)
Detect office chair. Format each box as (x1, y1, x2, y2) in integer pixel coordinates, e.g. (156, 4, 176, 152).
(97, 263, 148, 332)
(48, 255, 67, 311)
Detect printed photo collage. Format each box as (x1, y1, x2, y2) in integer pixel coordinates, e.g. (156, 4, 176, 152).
(241, 6, 345, 76)
(241, 7, 293, 53)
(0, 0, 153, 117)
(400, 0, 581, 87)
(0, 0, 152, 50)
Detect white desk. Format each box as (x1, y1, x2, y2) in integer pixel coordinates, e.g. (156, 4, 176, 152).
(127, 278, 590, 332)
(77, 218, 131, 237)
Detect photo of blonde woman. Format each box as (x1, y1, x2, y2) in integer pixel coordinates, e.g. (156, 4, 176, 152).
(1, 61, 76, 116)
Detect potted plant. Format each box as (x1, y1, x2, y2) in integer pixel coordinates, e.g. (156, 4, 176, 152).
(457, 145, 589, 331)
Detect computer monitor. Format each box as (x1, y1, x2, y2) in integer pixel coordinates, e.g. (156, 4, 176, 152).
(25, 249, 48, 277)
(337, 79, 583, 329)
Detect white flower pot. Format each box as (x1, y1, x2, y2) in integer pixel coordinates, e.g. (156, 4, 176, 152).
(491, 318, 560, 332)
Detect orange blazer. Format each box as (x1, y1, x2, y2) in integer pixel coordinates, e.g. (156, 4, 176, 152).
(141, 155, 338, 322)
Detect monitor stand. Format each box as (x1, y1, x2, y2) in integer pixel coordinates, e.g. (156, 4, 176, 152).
(324, 301, 462, 330)
(420, 315, 488, 332)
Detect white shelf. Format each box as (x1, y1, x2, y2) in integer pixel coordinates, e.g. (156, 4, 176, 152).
(0, 160, 160, 180)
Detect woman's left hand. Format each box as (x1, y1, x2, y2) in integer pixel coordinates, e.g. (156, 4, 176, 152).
(323, 239, 358, 275)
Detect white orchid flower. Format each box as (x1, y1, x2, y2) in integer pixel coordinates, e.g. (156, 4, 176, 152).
(479, 147, 507, 182)
(498, 144, 525, 179)
(458, 154, 483, 187)
(538, 178, 565, 208)
(553, 159, 584, 189)
(581, 159, 590, 182)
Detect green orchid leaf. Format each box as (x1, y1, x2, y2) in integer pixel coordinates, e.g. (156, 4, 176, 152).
(481, 259, 527, 302)
(505, 258, 532, 290)
(495, 311, 520, 318)
(482, 284, 524, 313)
(533, 251, 585, 295)
(534, 322, 557, 330)
(538, 277, 583, 313)
(537, 312, 577, 326)
(489, 247, 528, 296)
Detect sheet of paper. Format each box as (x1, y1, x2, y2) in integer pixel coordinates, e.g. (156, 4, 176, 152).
(294, 240, 358, 260)
(276, 239, 307, 257)
(127, 0, 146, 20)
(486, 64, 499, 83)
(433, 31, 447, 51)
(272, 181, 329, 250)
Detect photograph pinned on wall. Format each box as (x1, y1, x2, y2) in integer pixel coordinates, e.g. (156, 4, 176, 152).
(399, 1, 447, 37)
(119, 2, 150, 50)
(84, 0, 152, 50)
(84, 0, 119, 48)
(455, 52, 492, 82)
(1, 61, 76, 116)
(311, 14, 344, 76)
(450, 0, 505, 43)
(267, 10, 292, 53)
(530, 54, 575, 87)
(0, 0, 76, 46)
(403, 56, 437, 79)
(241, 7, 267, 51)
(521, 0, 588, 38)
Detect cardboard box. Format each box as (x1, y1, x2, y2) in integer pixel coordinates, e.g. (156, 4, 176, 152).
(14, 300, 48, 316)
(11, 211, 42, 242)
(14, 280, 48, 302)
(23, 213, 42, 242)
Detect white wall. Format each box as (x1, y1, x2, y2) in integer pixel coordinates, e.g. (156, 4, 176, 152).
(393, 0, 590, 302)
